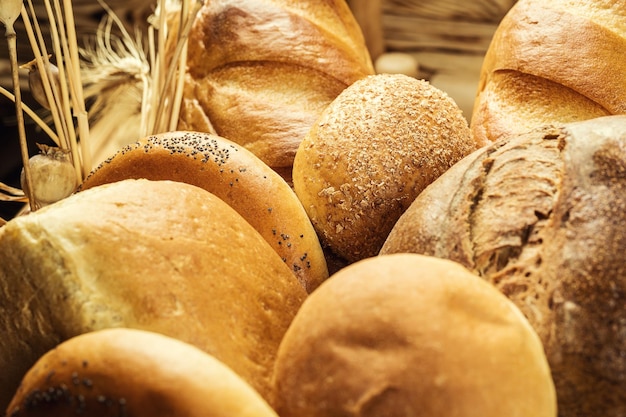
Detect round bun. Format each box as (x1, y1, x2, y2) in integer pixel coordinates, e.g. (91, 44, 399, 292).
(6, 328, 279, 417)
(292, 73, 479, 263)
(0, 179, 306, 409)
(381, 115, 626, 417)
(271, 253, 557, 417)
(178, 0, 374, 172)
(81, 131, 328, 293)
(470, 0, 625, 144)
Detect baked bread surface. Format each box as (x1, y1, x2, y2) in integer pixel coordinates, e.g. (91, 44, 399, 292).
(471, 0, 626, 143)
(81, 131, 329, 293)
(382, 115, 626, 417)
(0, 179, 306, 409)
(271, 253, 557, 417)
(6, 328, 280, 417)
(178, 0, 375, 171)
(293, 74, 478, 263)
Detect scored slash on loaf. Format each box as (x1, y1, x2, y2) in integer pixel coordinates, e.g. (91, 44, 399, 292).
(176, 0, 375, 177)
(470, 0, 626, 144)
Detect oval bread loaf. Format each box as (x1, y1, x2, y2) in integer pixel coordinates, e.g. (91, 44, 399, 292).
(178, 0, 375, 174)
(471, 0, 626, 144)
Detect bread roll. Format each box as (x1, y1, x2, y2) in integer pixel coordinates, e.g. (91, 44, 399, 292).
(271, 253, 557, 417)
(381, 115, 626, 417)
(470, 0, 626, 144)
(6, 328, 279, 417)
(0, 179, 307, 410)
(177, 0, 375, 174)
(292, 73, 480, 263)
(81, 131, 328, 293)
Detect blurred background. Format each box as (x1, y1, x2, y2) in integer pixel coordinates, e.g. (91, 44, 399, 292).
(0, 0, 517, 220)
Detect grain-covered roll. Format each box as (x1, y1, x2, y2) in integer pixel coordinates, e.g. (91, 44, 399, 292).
(470, 0, 626, 144)
(6, 328, 279, 417)
(381, 115, 626, 417)
(292, 73, 480, 263)
(271, 253, 557, 417)
(0, 179, 307, 410)
(81, 131, 328, 293)
(177, 0, 375, 174)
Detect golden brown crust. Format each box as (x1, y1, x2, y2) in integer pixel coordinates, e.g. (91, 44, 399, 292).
(471, 70, 610, 143)
(271, 253, 557, 417)
(6, 328, 279, 417)
(471, 0, 626, 144)
(178, 0, 375, 171)
(81, 131, 328, 293)
(293, 74, 478, 263)
(381, 115, 626, 417)
(0, 179, 307, 409)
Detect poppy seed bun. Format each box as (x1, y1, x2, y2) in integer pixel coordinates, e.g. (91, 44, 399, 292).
(0, 179, 307, 409)
(271, 253, 557, 417)
(292, 74, 480, 263)
(6, 328, 279, 417)
(381, 115, 626, 417)
(81, 131, 328, 293)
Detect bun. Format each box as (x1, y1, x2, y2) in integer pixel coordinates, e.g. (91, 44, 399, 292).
(292, 74, 479, 263)
(177, 0, 375, 173)
(271, 253, 557, 417)
(0, 179, 306, 409)
(381, 115, 626, 417)
(471, 0, 625, 144)
(6, 328, 279, 417)
(81, 131, 328, 293)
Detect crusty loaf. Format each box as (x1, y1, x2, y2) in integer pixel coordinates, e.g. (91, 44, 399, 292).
(177, 0, 375, 175)
(471, 0, 626, 144)
(293, 73, 479, 263)
(81, 131, 328, 293)
(0, 179, 307, 410)
(381, 115, 626, 417)
(6, 328, 279, 417)
(271, 253, 557, 417)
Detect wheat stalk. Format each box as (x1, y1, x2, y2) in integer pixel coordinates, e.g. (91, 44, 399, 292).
(1, 0, 38, 212)
(18, 0, 92, 181)
(22, 2, 70, 151)
(2, 0, 201, 220)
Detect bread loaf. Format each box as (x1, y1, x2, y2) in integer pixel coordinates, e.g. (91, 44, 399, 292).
(0, 179, 307, 410)
(381, 115, 626, 417)
(470, 0, 626, 144)
(292, 73, 480, 263)
(271, 253, 557, 417)
(6, 328, 280, 417)
(177, 0, 375, 176)
(81, 131, 328, 293)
